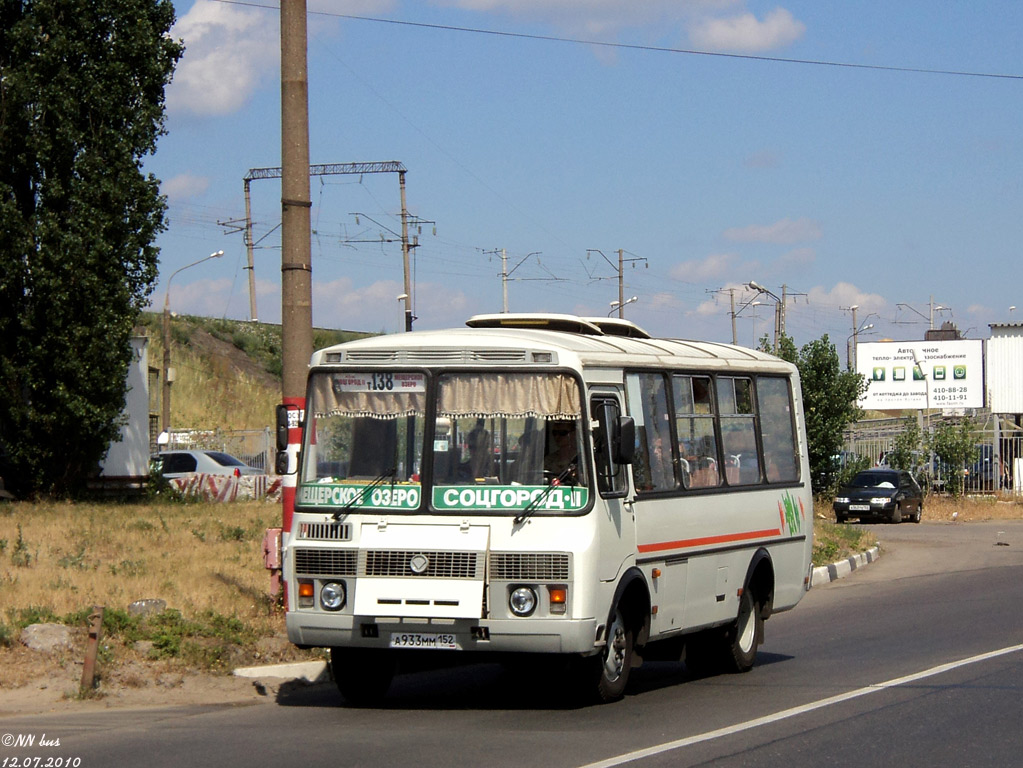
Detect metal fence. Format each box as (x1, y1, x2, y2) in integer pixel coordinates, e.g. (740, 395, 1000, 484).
(842, 413, 1023, 495)
(161, 427, 274, 473)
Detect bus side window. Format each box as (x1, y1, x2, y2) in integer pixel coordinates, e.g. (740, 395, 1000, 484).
(718, 377, 761, 486)
(757, 377, 799, 483)
(625, 373, 677, 493)
(673, 374, 721, 489)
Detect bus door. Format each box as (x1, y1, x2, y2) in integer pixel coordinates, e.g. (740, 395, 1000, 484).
(590, 391, 635, 583)
(624, 371, 689, 636)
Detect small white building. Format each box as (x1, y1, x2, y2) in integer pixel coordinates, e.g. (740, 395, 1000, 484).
(986, 323, 1023, 416)
(98, 336, 151, 484)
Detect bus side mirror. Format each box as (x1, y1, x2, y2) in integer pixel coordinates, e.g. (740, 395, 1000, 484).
(616, 417, 635, 465)
(275, 404, 299, 475)
(275, 404, 290, 451)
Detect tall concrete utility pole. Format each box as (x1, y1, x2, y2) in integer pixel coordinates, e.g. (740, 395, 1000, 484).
(280, 0, 313, 533)
(243, 179, 258, 321)
(399, 169, 413, 331)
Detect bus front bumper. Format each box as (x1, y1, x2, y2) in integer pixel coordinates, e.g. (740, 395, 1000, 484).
(286, 612, 600, 655)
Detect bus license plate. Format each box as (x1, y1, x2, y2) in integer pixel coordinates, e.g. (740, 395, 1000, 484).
(850, 504, 871, 511)
(390, 632, 460, 650)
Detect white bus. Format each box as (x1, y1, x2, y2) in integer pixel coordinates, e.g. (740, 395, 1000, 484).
(281, 314, 814, 704)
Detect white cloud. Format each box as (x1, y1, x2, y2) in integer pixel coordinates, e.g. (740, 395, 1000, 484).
(776, 247, 815, 270)
(670, 252, 738, 282)
(689, 7, 805, 53)
(312, 277, 470, 332)
(743, 149, 781, 169)
(161, 173, 210, 202)
(167, 0, 279, 117)
(724, 217, 821, 244)
(807, 282, 887, 316)
(435, 0, 738, 38)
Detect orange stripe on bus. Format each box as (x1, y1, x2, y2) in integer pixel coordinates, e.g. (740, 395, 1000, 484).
(638, 528, 782, 554)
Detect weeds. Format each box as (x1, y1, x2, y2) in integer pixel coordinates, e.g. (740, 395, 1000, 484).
(11, 524, 31, 567)
(107, 559, 147, 577)
(219, 525, 246, 542)
(57, 545, 90, 571)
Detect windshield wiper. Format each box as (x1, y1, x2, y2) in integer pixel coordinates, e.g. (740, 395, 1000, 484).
(514, 464, 577, 525)
(333, 466, 396, 521)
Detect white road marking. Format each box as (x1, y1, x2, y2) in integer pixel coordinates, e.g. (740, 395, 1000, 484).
(577, 643, 1023, 768)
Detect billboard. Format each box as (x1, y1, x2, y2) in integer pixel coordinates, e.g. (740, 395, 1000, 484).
(856, 339, 984, 411)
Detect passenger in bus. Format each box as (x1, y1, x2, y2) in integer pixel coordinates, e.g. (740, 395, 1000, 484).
(466, 418, 493, 479)
(544, 420, 578, 483)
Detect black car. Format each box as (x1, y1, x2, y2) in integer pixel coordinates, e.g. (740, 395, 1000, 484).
(833, 468, 923, 524)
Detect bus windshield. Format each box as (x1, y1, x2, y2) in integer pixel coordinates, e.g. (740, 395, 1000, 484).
(299, 371, 426, 511)
(430, 372, 589, 515)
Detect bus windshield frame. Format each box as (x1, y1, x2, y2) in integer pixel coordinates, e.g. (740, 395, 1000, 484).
(296, 368, 593, 517)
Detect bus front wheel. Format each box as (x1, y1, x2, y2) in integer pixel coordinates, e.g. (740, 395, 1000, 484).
(331, 647, 396, 706)
(578, 604, 634, 703)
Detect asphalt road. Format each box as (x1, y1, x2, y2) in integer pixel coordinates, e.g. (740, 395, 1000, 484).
(3, 521, 1022, 768)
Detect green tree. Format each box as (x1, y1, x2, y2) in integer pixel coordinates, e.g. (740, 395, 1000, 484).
(762, 333, 867, 494)
(929, 419, 977, 498)
(887, 418, 923, 476)
(0, 0, 182, 496)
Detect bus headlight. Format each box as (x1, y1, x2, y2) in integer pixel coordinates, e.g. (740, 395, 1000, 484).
(320, 581, 347, 611)
(509, 586, 537, 617)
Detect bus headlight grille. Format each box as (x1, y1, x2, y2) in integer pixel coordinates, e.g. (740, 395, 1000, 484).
(293, 548, 358, 577)
(490, 553, 570, 581)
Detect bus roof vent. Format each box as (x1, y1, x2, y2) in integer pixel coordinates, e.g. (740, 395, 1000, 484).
(580, 317, 652, 339)
(342, 348, 529, 364)
(466, 313, 605, 336)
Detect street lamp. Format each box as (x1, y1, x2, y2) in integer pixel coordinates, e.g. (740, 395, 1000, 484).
(746, 280, 783, 349)
(846, 322, 874, 370)
(609, 296, 637, 317)
(161, 250, 224, 438)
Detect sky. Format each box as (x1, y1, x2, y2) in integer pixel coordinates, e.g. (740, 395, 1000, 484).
(147, 0, 1023, 350)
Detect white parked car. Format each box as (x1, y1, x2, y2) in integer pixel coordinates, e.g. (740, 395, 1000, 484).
(152, 450, 262, 479)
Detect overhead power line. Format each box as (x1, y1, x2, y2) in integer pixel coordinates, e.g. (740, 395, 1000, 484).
(219, 0, 1023, 81)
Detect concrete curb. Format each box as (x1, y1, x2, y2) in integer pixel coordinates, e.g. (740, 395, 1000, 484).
(233, 660, 329, 683)
(811, 546, 881, 587)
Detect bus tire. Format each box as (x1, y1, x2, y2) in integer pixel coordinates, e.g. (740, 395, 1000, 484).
(721, 588, 762, 673)
(331, 647, 395, 706)
(576, 603, 634, 704)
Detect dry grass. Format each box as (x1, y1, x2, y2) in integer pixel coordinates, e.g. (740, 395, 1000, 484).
(0, 500, 277, 618)
(919, 493, 1023, 522)
(148, 332, 280, 432)
(0, 499, 317, 692)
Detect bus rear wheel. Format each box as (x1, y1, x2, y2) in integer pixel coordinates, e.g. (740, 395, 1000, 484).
(331, 647, 396, 706)
(688, 589, 762, 675)
(722, 588, 762, 673)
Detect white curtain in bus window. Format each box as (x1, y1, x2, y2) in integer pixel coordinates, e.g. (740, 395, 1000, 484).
(625, 373, 676, 493)
(310, 372, 427, 419)
(437, 373, 580, 419)
(672, 375, 720, 488)
(717, 377, 761, 486)
(756, 377, 799, 482)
